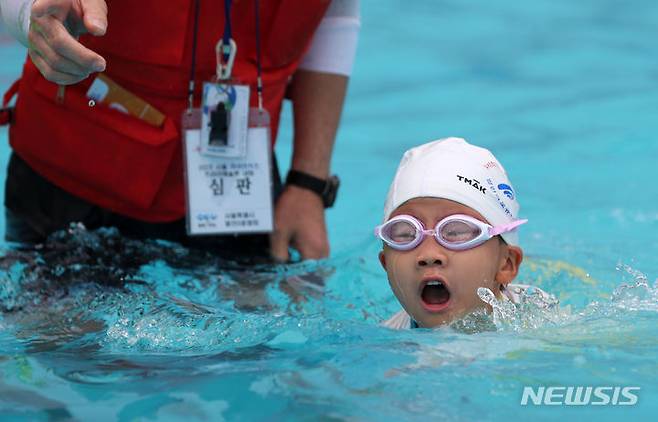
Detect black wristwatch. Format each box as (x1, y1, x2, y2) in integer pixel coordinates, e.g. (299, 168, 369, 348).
(285, 170, 340, 208)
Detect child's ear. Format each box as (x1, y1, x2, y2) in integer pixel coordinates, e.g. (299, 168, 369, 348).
(496, 245, 523, 287)
(379, 250, 387, 271)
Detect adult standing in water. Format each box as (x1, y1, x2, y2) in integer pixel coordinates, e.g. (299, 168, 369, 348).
(0, 0, 359, 262)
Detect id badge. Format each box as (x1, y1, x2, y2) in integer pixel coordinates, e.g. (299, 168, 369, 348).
(201, 82, 250, 157)
(182, 107, 274, 236)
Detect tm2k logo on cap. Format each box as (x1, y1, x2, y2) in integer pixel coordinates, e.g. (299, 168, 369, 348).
(497, 184, 515, 200)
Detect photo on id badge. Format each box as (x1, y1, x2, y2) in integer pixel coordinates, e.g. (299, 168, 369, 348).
(201, 82, 249, 157)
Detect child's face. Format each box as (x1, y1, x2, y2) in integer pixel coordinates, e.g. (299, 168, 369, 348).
(379, 198, 523, 328)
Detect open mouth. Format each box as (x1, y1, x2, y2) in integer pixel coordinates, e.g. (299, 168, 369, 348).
(420, 279, 451, 312)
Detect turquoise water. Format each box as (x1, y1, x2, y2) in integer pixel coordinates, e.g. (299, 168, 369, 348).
(2, 1, 658, 420)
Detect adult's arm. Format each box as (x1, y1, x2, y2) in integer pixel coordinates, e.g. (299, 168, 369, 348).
(270, 0, 359, 261)
(0, 0, 107, 84)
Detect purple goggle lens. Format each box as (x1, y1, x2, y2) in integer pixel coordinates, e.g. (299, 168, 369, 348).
(374, 214, 527, 251)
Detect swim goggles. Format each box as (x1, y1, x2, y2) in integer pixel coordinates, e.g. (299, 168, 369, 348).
(374, 214, 528, 251)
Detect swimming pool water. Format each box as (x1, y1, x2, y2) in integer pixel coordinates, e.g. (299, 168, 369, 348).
(1, 1, 658, 420)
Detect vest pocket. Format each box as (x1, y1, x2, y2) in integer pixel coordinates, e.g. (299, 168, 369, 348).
(16, 71, 179, 211)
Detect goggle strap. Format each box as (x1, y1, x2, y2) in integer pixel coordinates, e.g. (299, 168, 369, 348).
(489, 219, 528, 236)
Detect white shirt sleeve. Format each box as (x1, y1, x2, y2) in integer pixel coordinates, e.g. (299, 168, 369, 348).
(298, 0, 360, 77)
(0, 0, 32, 46)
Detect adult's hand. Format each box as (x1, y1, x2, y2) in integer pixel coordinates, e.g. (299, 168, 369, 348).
(270, 185, 329, 262)
(270, 70, 348, 262)
(28, 0, 107, 85)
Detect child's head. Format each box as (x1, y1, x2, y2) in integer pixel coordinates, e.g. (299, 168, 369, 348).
(377, 137, 527, 328)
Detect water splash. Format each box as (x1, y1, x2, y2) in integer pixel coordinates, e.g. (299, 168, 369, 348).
(611, 263, 658, 312)
(475, 284, 565, 332)
(2, 225, 658, 357)
(453, 263, 658, 335)
(0, 225, 346, 354)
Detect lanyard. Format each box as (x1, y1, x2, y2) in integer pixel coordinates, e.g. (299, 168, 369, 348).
(188, 0, 202, 109)
(221, 0, 233, 63)
(187, 0, 264, 111)
(254, 0, 263, 110)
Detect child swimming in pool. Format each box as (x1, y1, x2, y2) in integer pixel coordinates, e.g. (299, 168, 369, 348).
(378, 137, 548, 329)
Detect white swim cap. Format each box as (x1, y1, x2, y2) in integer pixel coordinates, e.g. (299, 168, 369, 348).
(383, 137, 525, 246)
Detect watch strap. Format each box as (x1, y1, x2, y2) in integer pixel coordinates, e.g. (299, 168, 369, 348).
(285, 170, 339, 208)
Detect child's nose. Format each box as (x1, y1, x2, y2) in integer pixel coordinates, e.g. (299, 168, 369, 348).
(416, 237, 448, 268)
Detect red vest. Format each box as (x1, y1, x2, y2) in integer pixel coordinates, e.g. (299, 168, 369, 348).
(8, 0, 330, 221)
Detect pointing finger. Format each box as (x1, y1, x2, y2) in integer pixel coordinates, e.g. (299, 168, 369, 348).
(28, 26, 90, 76)
(33, 16, 106, 73)
(29, 49, 88, 85)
